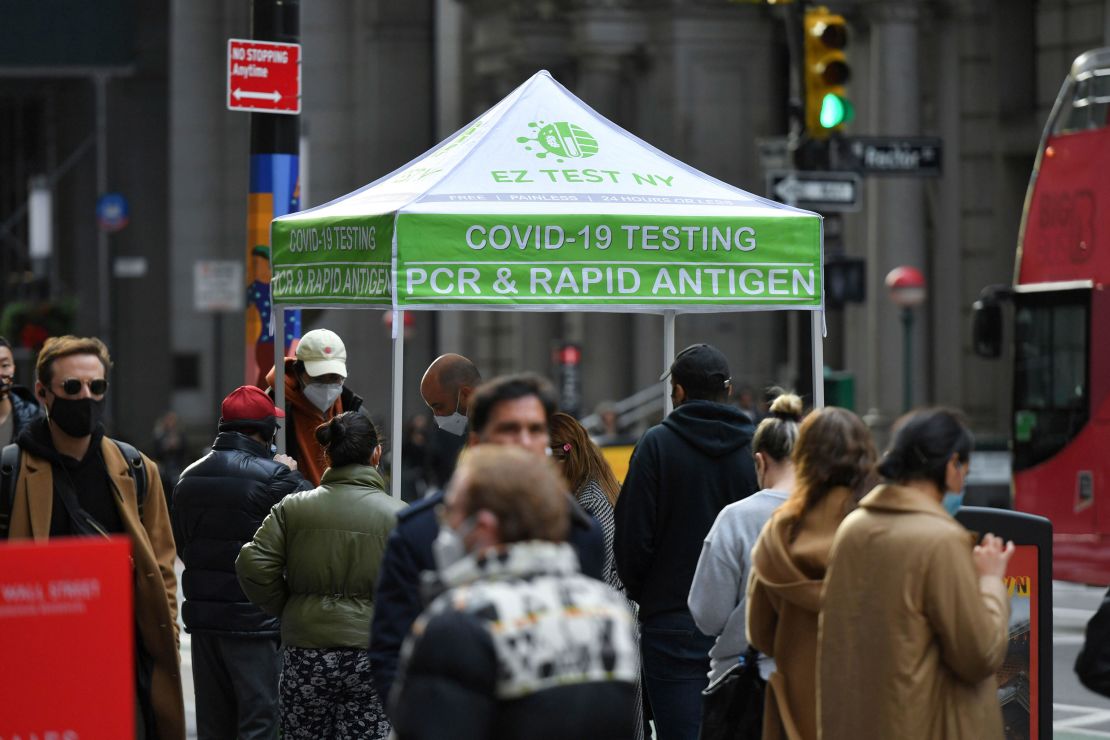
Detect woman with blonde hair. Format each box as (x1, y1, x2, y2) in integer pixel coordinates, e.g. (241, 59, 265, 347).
(746, 406, 876, 740)
(548, 411, 623, 593)
(689, 391, 804, 683)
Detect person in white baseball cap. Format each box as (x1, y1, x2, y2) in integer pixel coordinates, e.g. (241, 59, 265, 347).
(266, 328, 366, 486)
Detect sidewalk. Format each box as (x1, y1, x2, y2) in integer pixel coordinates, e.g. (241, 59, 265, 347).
(176, 562, 197, 739)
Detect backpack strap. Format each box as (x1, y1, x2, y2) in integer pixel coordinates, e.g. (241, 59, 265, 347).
(111, 439, 147, 519)
(0, 443, 21, 539)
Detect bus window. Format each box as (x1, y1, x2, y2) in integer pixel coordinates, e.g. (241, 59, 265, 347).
(1012, 290, 1090, 470)
(1054, 71, 1110, 134)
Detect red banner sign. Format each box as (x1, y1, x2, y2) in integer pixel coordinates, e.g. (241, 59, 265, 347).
(0, 537, 134, 739)
(227, 38, 302, 115)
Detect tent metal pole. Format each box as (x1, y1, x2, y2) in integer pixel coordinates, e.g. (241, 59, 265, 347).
(274, 305, 287, 453)
(810, 310, 824, 409)
(390, 310, 405, 499)
(663, 310, 675, 416)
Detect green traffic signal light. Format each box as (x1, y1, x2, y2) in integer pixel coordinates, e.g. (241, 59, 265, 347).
(819, 93, 854, 129)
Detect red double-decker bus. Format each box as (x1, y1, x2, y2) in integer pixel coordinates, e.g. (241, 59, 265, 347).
(974, 48, 1110, 585)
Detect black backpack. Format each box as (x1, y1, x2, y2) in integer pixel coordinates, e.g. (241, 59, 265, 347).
(0, 440, 147, 539)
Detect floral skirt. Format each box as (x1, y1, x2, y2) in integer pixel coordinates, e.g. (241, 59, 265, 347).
(280, 646, 391, 739)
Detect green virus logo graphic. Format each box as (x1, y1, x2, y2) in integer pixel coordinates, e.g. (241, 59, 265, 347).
(517, 121, 599, 162)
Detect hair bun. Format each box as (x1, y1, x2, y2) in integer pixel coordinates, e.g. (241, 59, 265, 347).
(769, 393, 803, 422)
(314, 419, 342, 447)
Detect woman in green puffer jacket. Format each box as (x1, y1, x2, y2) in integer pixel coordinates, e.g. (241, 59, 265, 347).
(237, 411, 406, 739)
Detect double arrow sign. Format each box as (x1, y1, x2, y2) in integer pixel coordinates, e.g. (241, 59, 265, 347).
(767, 171, 861, 213)
(227, 39, 301, 115)
(231, 89, 283, 104)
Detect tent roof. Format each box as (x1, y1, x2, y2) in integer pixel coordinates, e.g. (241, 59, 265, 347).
(276, 70, 817, 221)
(270, 70, 823, 314)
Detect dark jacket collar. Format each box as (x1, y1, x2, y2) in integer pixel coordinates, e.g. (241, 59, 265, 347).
(212, 431, 270, 457)
(16, 415, 106, 468)
(9, 385, 44, 430)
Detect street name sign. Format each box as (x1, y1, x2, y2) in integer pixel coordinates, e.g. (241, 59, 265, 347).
(767, 170, 861, 212)
(834, 136, 943, 177)
(227, 38, 301, 115)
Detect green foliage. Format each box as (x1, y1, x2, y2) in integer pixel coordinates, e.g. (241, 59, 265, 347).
(0, 298, 77, 350)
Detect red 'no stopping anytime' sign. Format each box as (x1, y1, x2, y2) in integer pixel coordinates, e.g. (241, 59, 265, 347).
(227, 38, 302, 115)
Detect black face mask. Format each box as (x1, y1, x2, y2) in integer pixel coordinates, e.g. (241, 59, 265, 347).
(49, 397, 106, 438)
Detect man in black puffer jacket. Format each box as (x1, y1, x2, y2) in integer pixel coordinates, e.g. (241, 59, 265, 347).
(173, 386, 311, 740)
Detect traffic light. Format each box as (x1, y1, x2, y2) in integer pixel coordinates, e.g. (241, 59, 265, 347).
(804, 7, 852, 138)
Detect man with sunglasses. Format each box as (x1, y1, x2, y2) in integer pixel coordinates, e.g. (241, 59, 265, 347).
(3, 335, 184, 739)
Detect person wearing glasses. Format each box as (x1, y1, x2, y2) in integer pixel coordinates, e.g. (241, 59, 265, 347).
(2, 335, 184, 739)
(237, 411, 405, 739)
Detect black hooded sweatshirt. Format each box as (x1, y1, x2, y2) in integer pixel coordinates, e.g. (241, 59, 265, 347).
(614, 400, 758, 620)
(16, 416, 124, 537)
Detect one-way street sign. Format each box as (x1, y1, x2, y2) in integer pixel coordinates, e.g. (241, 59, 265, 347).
(832, 136, 943, 176)
(767, 170, 861, 213)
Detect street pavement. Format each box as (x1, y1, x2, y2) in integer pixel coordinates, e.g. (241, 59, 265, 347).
(1054, 581, 1110, 738)
(176, 573, 1109, 739)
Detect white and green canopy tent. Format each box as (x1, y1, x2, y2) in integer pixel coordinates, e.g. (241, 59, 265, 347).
(270, 70, 824, 498)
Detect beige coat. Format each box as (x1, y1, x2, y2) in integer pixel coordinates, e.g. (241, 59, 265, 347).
(8, 438, 185, 740)
(818, 484, 1008, 740)
(747, 486, 855, 740)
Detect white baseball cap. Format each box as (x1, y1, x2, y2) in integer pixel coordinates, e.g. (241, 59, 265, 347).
(296, 329, 347, 378)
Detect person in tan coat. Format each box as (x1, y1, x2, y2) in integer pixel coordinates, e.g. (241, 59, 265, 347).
(818, 408, 1012, 740)
(746, 407, 876, 740)
(3, 336, 184, 739)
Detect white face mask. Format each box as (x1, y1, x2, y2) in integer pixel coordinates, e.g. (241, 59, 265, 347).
(304, 382, 343, 413)
(433, 392, 468, 436)
(432, 516, 476, 573)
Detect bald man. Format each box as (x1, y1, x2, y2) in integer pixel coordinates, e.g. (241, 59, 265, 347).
(420, 354, 481, 491)
(420, 354, 481, 436)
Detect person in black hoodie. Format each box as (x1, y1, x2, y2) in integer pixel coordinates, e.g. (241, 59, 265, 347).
(0, 336, 44, 446)
(173, 385, 312, 740)
(614, 343, 758, 740)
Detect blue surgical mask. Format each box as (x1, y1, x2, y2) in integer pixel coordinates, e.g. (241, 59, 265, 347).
(942, 492, 964, 516)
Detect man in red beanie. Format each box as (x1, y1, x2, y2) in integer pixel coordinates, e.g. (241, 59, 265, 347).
(172, 385, 312, 740)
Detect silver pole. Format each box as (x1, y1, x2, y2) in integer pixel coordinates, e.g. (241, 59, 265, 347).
(810, 310, 825, 408)
(390, 310, 405, 499)
(663, 310, 676, 416)
(274, 305, 286, 453)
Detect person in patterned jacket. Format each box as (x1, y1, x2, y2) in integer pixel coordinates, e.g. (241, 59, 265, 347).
(389, 445, 639, 740)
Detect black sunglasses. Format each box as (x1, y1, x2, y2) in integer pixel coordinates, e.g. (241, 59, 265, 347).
(59, 378, 109, 396)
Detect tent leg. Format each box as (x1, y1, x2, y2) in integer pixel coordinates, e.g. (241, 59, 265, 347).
(390, 310, 404, 499)
(810, 310, 825, 409)
(274, 306, 286, 454)
(663, 310, 676, 417)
